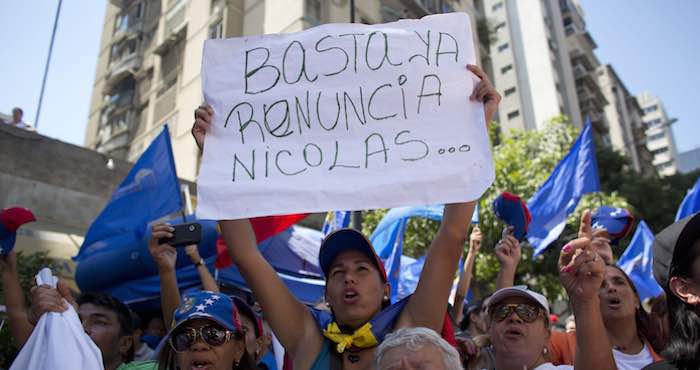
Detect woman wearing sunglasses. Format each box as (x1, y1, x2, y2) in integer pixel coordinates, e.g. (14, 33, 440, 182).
(486, 286, 573, 370)
(157, 290, 257, 370)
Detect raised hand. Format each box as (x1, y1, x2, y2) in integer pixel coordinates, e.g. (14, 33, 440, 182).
(558, 210, 605, 303)
(467, 64, 501, 124)
(192, 104, 214, 151)
(148, 223, 178, 271)
(494, 228, 521, 270)
(469, 226, 483, 253)
(28, 280, 76, 324)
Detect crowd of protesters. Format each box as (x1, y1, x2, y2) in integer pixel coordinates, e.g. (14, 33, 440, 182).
(1, 64, 699, 370)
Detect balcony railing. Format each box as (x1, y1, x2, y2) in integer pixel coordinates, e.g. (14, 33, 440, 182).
(105, 53, 141, 90)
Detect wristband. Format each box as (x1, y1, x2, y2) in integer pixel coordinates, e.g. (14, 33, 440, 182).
(194, 259, 204, 267)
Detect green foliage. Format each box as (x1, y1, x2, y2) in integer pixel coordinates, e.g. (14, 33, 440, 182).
(0, 251, 55, 368)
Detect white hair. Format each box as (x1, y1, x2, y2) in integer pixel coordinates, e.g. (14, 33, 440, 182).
(375, 327, 462, 370)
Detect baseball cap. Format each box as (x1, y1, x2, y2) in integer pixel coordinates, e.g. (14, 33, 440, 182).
(492, 192, 531, 240)
(169, 291, 242, 336)
(318, 228, 387, 282)
(487, 285, 550, 317)
(653, 212, 700, 289)
(591, 206, 634, 245)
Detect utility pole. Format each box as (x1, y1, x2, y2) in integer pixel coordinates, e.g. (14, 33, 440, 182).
(35, 0, 63, 129)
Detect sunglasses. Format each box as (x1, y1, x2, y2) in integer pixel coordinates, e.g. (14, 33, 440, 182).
(490, 303, 542, 323)
(169, 325, 233, 353)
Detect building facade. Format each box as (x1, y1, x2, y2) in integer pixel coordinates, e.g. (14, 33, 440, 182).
(596, 64, 655, 176)
(677, 147, 700, 174)
(85, 0, 484, 181)
(481, 0, 582, 133)
(637, 91, 679, 176)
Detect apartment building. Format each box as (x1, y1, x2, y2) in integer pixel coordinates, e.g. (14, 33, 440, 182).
(637, 91, 679, 176)
(85, 0, 484, 181)
(482, 0, 582, 133)
(596, 64, 655, 176)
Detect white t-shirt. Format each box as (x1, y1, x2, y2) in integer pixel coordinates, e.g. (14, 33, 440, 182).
(533, 363, 574, 370)
(613, 344, 654, 370)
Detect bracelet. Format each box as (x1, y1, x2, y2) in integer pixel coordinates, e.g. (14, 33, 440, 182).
(194, 259, 204, 267)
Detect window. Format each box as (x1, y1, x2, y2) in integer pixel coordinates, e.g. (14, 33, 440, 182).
(306, 0, 323, 22)
(645, 118, 662, 127)
(648, 132, 665, 142)
(651, 147, 669, 156)
(501, 64, 513, 74)
(644, 105, 658, 113)
(494, 22, 506, 32)
(507, 110, 520, 120)
(497, 43, 509, 52)
(492, 2, 503, 11)
(504, 87, 516, 96)
(209, 20, 223, 39)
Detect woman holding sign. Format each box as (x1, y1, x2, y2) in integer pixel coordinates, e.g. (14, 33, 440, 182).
(191, 64, 498, 370)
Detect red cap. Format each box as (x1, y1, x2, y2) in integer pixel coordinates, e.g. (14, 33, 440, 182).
(0, 207, 36, 231)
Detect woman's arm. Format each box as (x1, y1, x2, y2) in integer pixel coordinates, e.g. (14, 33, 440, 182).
(192, 106, 322, 367)
(397, 64, 500, 331)
(185, 244, 219, 292)
(560, 211, 616, 370)
(148, 224, 181, 330)
(219, 219, 322, 366)
(399, 201, 475, 331)
(1, 252, 34, 347)
(453, 226, 481, 324)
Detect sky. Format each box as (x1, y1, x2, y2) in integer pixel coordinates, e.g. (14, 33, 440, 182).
(0, 1, 697, 152)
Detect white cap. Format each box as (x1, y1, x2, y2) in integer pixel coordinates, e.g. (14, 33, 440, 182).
(487, 285, 550, 316)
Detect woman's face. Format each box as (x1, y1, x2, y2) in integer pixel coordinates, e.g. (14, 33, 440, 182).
(488, 296, 549, 364)
(599, 266, 639, 321)
(174, 318, 245, 370)
(325, 250, 388, 329)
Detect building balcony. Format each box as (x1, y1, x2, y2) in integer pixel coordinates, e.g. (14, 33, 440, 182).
(104, 53, 141, 92)
(155, 1, 187, 56)
(113, 20, 143, 44)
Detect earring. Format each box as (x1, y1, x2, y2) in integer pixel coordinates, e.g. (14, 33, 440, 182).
(383, 295, 389, 302)
(234, 360, 240, 370)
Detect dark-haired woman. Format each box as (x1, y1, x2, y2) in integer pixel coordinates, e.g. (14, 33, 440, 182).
(643, 212, 700, 370)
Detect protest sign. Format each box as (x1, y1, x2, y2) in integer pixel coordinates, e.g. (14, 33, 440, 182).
(197, 12, 495, 219)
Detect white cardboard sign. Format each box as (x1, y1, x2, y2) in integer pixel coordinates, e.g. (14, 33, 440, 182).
(197, 12, 495, 220)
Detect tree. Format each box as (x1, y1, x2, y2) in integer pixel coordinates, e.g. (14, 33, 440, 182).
(0, 251, 55, 368)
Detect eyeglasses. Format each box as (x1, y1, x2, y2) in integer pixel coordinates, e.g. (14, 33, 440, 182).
(169, 325, 233, 353)
(490, 303, 542, 323)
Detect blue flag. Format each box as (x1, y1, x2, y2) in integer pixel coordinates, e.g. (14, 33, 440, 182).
(321, 211, 351, 235)
(527, 120, 600, 256)
(75, 126, 182, 261)
(617, 221, 663, 301)
(370, 205, 445, 301)
(676, 176, 700, 221)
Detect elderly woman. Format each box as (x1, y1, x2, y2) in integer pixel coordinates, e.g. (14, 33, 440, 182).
(191, 64, 500, 370)
(375, 327, 462, 370)
(157, 290, 257, 370)
(643, 211, 700, 369)
(487, 285, 573, 370)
